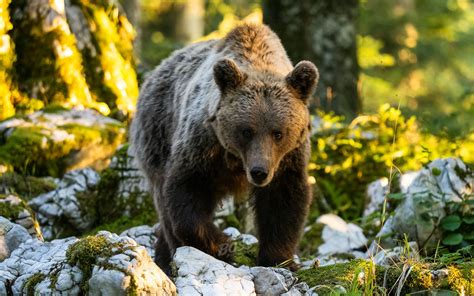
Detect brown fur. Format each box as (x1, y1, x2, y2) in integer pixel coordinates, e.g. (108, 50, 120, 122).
(130, 24, 319, 274)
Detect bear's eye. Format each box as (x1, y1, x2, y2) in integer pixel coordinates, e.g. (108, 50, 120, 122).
(242, 128, 253, 140)
(273, 131, 283, 141)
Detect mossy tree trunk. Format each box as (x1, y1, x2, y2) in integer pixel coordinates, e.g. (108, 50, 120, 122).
(263, 0, 361, 119)
(2, 0, 138, 121)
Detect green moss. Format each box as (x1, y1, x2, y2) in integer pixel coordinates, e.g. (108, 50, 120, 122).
(223, 214, 241, 229)
(66, 235, 119, 292)
(0, 194, 24, 219)
(23, 273, 45, 296)
(84, 206, 157, 236)
(66, 234, 143, 293)
(0, 172, 56, 200)
(299, 223, 324, 258)
(297, 259, 373, 294)
(0, 114, 125, 177)
(69, 0, 138, 119)
(232, 241, 258, 267)
(9, 0, 108, 114)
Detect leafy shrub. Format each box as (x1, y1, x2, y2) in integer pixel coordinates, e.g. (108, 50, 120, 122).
(309, 104, 473, 221)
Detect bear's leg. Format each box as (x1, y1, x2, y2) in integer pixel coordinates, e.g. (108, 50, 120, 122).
(253, 149, 312, 270)
(154, 227, 173, 275)
(164, 170, 231, 260)
(153, 182, 180, 274)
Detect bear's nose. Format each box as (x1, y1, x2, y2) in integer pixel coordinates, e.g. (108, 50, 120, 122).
(250, 167, 268, 184)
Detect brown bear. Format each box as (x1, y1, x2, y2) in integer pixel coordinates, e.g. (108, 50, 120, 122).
(130, 24, 318, 274)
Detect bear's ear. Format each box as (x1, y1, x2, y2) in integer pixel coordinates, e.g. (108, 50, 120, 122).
(213, 59, 246, 93)
(286, 61, 319, 102)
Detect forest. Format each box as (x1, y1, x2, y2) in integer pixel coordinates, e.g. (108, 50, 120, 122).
(0, 0, 473, 295)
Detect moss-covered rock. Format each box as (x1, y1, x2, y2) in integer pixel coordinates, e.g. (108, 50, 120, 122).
(1, 0, 138, 121)
(0, 171, 57, 200)
(85, 144, 156, 234)
(0, 194, 42, 238)
(29, 168, 100, 239)
(0, 108, 125, 177)
(0, 231, 177, 295)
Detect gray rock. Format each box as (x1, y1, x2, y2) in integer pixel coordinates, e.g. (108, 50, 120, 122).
(174, 246, 314, 296)
(0, 194, 42, 238)
(109, 145, 151, 216)
(120, 224, 158, 259)
(29, 168, 100, 240)
(316, 214, 367, 256)
(223, 227, 258, 245)
(0, 231, 176, 295)
(364, 177, 389, 217)
(375, 158, 473, 247)
(174, 246, 256, 295)
(250, 266, 298, 295)
(0, 217, 31, 262)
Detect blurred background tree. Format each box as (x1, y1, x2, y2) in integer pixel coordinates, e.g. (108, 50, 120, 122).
(263, 0, 361, 119)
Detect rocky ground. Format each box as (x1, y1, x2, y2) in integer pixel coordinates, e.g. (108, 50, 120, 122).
(0, 109, 473, 295)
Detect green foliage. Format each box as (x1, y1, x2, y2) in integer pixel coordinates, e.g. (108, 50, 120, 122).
(0, 194, 25, 219)
(359, 0, 474, 137)
(232, 240, 258, 267)
(297, 258, 473, 295)
(0, 172, 57, 200)
(309, 105, 472, 221)
(440, 193, 474, 249)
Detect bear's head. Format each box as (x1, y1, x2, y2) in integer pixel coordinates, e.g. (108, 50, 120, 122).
(211, 59, 319, 187)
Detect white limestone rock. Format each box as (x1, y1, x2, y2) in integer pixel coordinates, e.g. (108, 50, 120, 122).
(0, 231, 176, 295)
(0, 217, 32, 262)
(174, 246, 256, 295)
(174, 246, 314, 296)
(223, 227, 258, 245)
(316, 214, 368, 256)
(109, 145, 151, 215)
(29, 168, 100, 240)
(120, 224, 158, 259)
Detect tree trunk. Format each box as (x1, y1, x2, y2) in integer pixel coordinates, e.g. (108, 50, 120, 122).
(5, 0, 138, 119)
(176, 0, 205, 44)
(263, 0, 360, 119)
